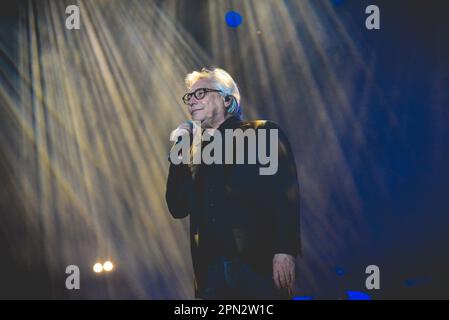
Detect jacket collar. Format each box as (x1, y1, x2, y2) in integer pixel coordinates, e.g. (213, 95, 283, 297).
(217, 115, 242, 132)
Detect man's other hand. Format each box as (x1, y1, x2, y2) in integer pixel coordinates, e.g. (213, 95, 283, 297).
(273, 253, 296, 295)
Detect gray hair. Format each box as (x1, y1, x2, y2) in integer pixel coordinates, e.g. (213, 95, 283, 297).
(184, 67, 243, 119)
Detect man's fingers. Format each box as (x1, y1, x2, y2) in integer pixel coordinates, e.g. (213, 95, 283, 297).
(179, 125, 191, 133)
(288, 267, 295, 287)
(278, 268, 287, 288)
(275, 268, 283, 288)
(273, 270, 281, 289)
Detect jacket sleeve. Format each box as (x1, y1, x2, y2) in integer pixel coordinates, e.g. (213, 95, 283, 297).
(264, 121, 302, 257)
(165, 160, 194, 219)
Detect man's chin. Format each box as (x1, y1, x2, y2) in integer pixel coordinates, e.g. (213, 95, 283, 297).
(191, 115, 204, 123)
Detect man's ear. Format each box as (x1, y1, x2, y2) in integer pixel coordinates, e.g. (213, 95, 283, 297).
(224, 96, 233, 108)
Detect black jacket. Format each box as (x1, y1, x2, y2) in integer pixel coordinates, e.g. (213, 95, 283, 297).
(165, 116, 301, 297)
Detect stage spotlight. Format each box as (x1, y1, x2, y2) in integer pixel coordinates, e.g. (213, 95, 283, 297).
(346, 291, 371, 300)
(93, 263, 103, 273)
(103, 261, 114, 272)
(225, 11, 243, 28)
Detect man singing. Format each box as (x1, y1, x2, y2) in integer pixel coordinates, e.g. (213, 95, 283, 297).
(166, 67, 301, 299)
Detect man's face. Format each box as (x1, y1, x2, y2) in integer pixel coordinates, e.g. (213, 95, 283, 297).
(187, 78, 225, 127)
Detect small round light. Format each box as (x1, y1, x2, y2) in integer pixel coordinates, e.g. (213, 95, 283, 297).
(225, 11, 243, 28)
(93, 262, 103, 273)
(103, 261, 114, 272)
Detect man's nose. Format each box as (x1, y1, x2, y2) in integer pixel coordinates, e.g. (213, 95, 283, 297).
(188, 96, 198, 108)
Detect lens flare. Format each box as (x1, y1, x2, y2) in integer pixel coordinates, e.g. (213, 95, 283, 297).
(103, 261, 114, 272)
(93, 263, 103, 273)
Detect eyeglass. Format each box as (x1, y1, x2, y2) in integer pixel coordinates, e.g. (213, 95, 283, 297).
(182, 88, 222, 105)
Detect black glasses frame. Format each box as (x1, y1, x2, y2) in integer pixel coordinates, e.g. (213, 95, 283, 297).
(182, 88, 222, 105)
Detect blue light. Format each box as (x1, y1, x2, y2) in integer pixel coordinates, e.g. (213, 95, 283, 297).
(293, 296, 314, 300)
(335, 266, 346, 276)
(225, 11, 243, 28)
(346, 291, 371, 300)
(404, 276, 432, 287)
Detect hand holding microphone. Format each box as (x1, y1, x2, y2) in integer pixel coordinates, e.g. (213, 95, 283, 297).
(170, 121, 193, 143)
(169, 120, 201, 163)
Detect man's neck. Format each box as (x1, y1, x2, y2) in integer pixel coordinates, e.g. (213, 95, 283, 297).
(202, 114, 232, 129)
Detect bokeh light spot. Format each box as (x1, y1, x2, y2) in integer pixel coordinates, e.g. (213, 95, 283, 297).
(225, 11, 243, 28)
